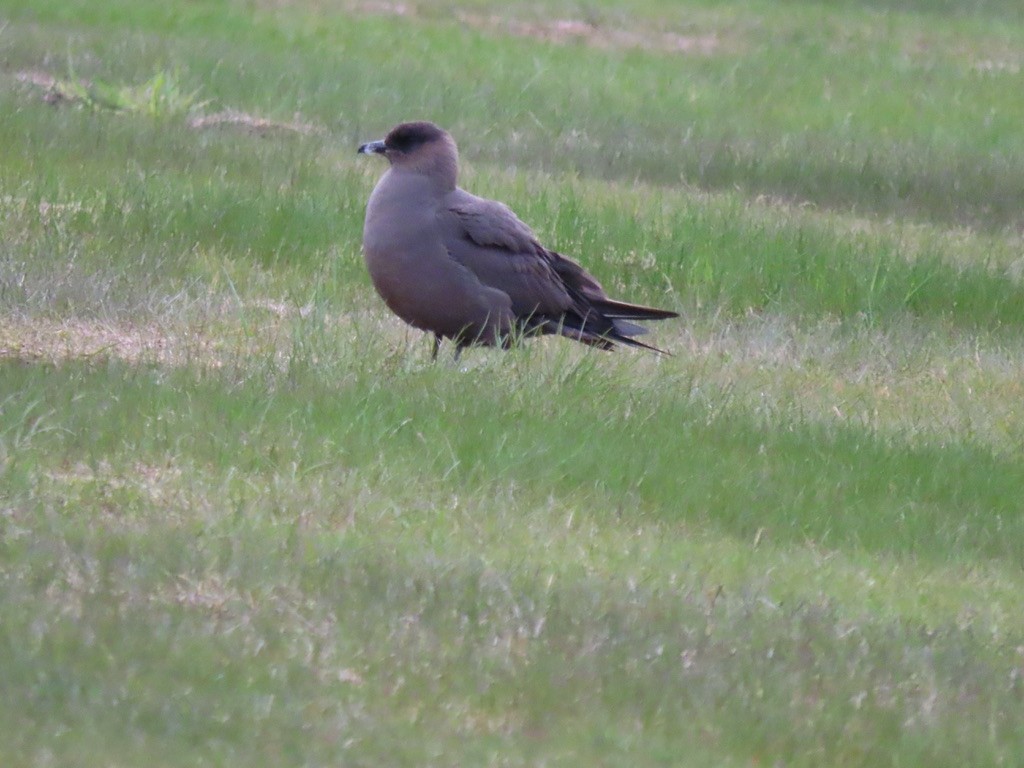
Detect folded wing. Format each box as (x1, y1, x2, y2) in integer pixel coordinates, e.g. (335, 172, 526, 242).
(439, 189, 677, 352)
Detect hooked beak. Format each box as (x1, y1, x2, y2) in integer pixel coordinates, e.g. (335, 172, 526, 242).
(357, 139, 387, 155)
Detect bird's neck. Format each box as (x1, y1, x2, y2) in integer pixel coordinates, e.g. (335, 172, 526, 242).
(394, 136, 459, 191)
(401, 157, 457, 192)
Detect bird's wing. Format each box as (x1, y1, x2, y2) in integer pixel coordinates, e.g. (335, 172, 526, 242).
(443, 189, 536, 252)
(440, 189, 676, 352)
(440, 189, 608, 318)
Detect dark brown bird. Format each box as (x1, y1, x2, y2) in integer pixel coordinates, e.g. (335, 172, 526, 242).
(357, 121, 678, 358)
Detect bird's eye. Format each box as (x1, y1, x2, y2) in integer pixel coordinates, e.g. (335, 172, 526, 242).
(386, 133, 419, 152)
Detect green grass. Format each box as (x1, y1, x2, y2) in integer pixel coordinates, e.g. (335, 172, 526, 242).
(2, 0, 1024, 765)
(6, 0, 1024, 228)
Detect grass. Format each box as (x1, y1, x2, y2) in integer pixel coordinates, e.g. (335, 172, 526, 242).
(18, 66, 204, 116)
(2, 0, 1024, 765)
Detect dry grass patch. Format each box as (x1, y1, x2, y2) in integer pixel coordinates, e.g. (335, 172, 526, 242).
(260, 0, 727, 55)
(0, 317, 177, 365)
(453, 11, 722, 55)
(0, 312, 255, 369)
(13, 69, 78, 106)
(0, 300, 420, 370)
(187, 109, 324, 136)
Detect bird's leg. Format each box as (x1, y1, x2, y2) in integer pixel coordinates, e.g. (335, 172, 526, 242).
(452, 344, 463, 363)
(431, 333, 441, 361)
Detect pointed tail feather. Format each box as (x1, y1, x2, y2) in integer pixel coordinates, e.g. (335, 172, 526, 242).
(608, 332, 671, 355)
(552, 315, 672, 356)
(611, 318, 649, 337)
(589, 297, 679, 321)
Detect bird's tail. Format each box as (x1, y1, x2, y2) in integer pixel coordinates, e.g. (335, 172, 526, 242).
(553, 321, 672, 354)
(552, 302, 678, 355)
(588, 297, 680, 322)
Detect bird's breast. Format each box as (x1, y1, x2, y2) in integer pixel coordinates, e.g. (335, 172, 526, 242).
(363, 177, 439, 257)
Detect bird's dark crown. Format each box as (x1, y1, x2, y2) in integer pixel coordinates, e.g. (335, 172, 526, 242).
(384, 121, 446, 153)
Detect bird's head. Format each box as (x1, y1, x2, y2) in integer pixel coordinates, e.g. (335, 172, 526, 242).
(358, 121, 459, 189)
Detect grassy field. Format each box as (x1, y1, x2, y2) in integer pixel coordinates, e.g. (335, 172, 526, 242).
(2, 0, 1024, 764)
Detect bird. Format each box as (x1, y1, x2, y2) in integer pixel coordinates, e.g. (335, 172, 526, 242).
(357, 121, 678, 359)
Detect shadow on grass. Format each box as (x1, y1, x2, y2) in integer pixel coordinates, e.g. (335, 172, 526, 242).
(2, 358, 1022, 566)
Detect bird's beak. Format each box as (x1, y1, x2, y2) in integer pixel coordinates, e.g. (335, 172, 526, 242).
(357, 140, 387, 155)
